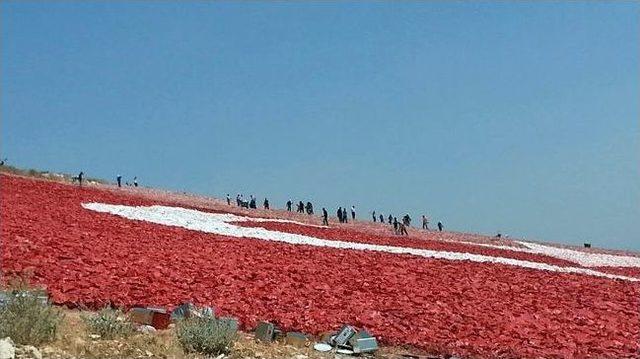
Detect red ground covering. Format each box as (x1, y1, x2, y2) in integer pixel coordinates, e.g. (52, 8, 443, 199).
(2, 174, 639, 358)
(233, 221, 577, 267)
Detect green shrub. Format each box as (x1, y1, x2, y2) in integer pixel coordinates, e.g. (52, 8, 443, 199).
(176, 317, 237, 355)
(0, 281, 63, 345)
(83, 308, 133, 340)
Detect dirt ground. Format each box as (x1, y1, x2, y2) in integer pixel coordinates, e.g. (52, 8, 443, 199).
(10, 308, 437, 359)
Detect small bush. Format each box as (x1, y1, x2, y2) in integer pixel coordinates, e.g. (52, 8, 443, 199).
(176, 317, 236, 355)
(0, 280, 63, 345)
(83, 308, 133, 340)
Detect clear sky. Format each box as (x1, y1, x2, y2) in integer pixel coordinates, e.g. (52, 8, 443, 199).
(2, 2, 638, 250)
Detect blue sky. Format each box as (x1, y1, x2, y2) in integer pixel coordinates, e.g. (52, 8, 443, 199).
(2, 2, 638, 250)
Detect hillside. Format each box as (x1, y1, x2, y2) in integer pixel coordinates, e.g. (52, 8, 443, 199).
(1, 170, 639, 358)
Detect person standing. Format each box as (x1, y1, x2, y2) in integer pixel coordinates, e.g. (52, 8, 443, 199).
(227, 194, 231, 205)
(116, 175, 122, 188)
(379, 214, 384, 223)
(403, 214, 411, 227)
(77, 171, 84, 186)
(263, 198, 269, 209)
(322, 207, 329, 226)
(133, 176, 138, 187)
(351, 206, 356, 220)
(399, 222, 408, 236)
(388, 214, 393, 225)
(422, 215, 429, 230)
(286, 200, 292, 212)
(337, 207, 343, 223)
(343, 206, 348, 223)
(437, 221, 444, 232)
(372, 211, 376, 222)
(393, 217, 398, 233)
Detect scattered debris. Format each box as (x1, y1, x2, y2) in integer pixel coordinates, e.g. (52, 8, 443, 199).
(312, 343, 332, 352)
(137, 325, 157, 334)
(312, 325, 379, 355)
(129, 307, 171, 329)
(284, 332, 307, 348)
(170, 302, 215, 321)
(0, 338, 15, 359)
(18, 345, 42, 359)
(255, 321, 276, 343)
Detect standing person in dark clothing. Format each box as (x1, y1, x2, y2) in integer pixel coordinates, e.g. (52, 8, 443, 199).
(263, 198, 269, 209)
(372, 211, 376, 222)
(322, 208, 329, 226)
(116, 175, 122, 188)
(298, 201, 304, 213)
(227, 194, 231, 205)
(393, 217, 398, 233)
(379, 214, 384, 223)
(351, 206, 356, 220)
(286, 200, 292, 212)
(236, 194, 241, 206)
(337, 207, 343, 223)
(422, 215, 429, 230)
(77, 171, 84, 186)
(403, 214, 411, 227)
(399, 222, 408, 236)
(133, 176, 138, 187)
(437, 221, 444, 231)
(306, 202, 313, 215)
(249, 196, 257, 209)
(388, 214, 393, 225)
(343, 206, 348, 223)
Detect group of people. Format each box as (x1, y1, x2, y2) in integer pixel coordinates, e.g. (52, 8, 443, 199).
(336, 206, 355, 223)
(116, 175, 138, 188)
(224, 191, 445, 235)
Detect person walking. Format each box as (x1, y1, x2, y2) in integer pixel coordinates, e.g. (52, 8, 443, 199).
(116, 175, 122, 188)
(322, 208, 329, 226)
(372, 211, 377, 222)
(351, 206, 356, 220)
(403, 214, 411, 227)
(422, 215, 429, 230)
(399, 222, 408, 236)
(286, 200, 292, 212)
(438, 221, 444, 232)
(388, 214, 393, 225)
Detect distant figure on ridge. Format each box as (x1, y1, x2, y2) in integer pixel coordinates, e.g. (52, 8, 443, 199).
(399, 222, 408, 236)
(388, 214, 393, 225)
(133, 176, 138, 187)
(422, 215, 429, 230)
(379, 213, 384, 223)
(337, 207, 343, 223)
(437, 221, 444, 232)
(75, 171, 84, 186)
(117, 175, 122, 188)
(322, 208, 329, 226)
(286, 200, 292, 211)
(263, 198, 269, 209)
(351, 205, 356, 220)
(306, 201, 314, 215)
(297, 201, 304, 213)
(227, 194, 231, 205)
(403, 214, 411, 227)
(372, 211, 376, 222)
(393, 217, 398, 232)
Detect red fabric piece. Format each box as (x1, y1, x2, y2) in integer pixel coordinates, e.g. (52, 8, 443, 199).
(1, 174, 639, 358)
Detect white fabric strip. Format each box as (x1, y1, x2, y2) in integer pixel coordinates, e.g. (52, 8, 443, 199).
(82, 203, 638, 282)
